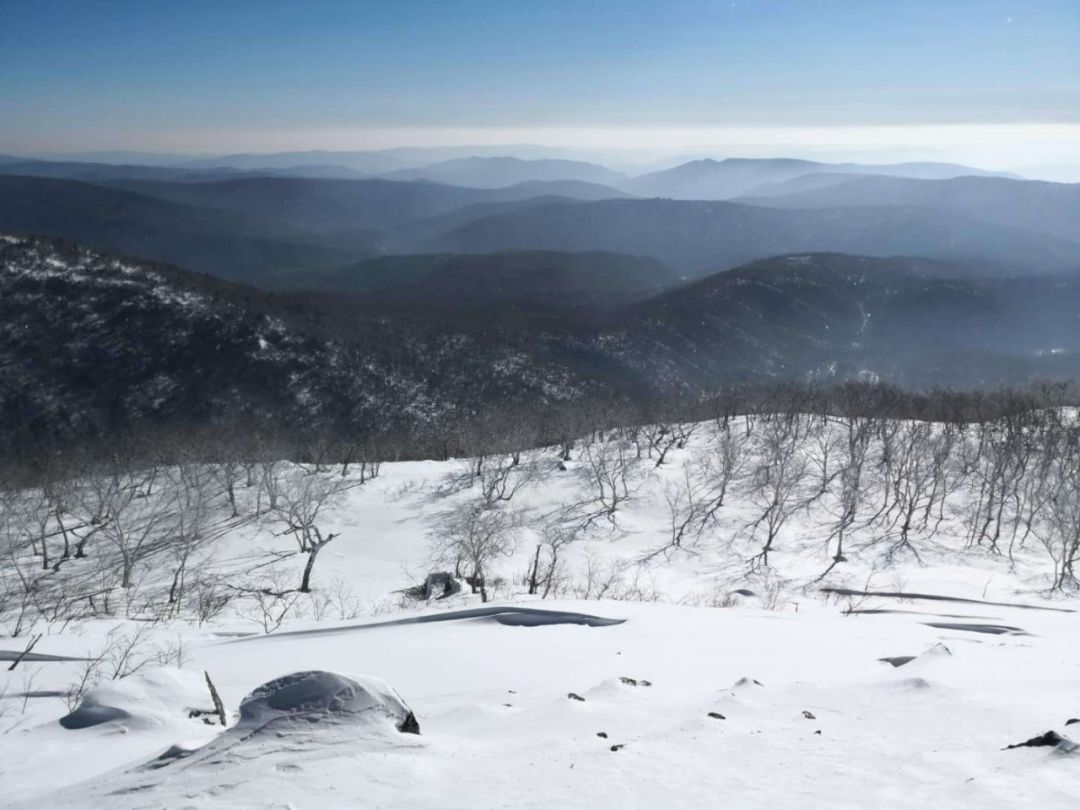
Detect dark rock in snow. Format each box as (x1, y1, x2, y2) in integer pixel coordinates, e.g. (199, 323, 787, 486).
(802, 710, 816, 720)
(1004, 731, 1078, 752)
(733, 677, 764, 688)
(619, 676, 652, 687)
(397, 711, 421, 735)
(707, 712, 726, 720)
(405, 572, 462, 601)
(60, 704, 132, 730)
(610, 744, 625, 752)
(1065, 718, 1079, 726)
(879, 656, 917, 668)
(597, 731, 608, 738)
(568, 693, 585, 702)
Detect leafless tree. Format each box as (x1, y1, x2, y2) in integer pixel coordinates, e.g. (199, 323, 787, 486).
(578, 436, 636, 525)
(430, 500, 523, 602)
(817, 415, 873, 577)
(271, 467, 351, 593)
(746, 414, 809, 569)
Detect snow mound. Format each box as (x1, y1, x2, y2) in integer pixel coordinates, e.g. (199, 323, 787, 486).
(59, 668, 211, 731)
(880, 642, 952, 669)
(137, 671, 418, 780)
(236, 670, 418, 735)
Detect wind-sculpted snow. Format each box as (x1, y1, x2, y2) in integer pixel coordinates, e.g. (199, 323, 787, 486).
(228, 605, 626, 645)
(141, 671, 417, 774)
(6, 600, 1080, 809)
(58, 669, 214, 731)
(4, 412, 1080, 809)
(234, 671, 415, 734)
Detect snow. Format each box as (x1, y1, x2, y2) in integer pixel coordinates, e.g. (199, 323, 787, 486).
(59, 668, 209, 730)
(2, 417, 1079, 808)
(5, 601, 1078, 809)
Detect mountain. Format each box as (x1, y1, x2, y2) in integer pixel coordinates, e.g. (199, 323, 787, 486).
(490, 179, 632, 200)
(622, 157, 1013, 200)
(266, 250, 680, 311)
(0, 156, 378, 182)
(106, 176, 626, 234)
(4, 236, 1080, 451)
(0, 236, 608, 453)
(176, 146, 597, 175)
(16, 150, 203, 166)
(0, 175, 632, 283)
(604, 253, 1080, 389)
(0, 175, 372, 281)
(739, 175, 1080, 244)
(104, 176, 499, 232)
(382, 157, 626, 188)
(0, 158, 253, 183)
(178, 149, 420, 174)
(427, 197, 1080, 276)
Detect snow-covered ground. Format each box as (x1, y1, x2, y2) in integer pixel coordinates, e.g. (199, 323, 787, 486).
(2, 417, 1078, 808)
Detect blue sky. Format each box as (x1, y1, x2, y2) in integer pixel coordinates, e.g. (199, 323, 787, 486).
(0, 0, 1077, 157)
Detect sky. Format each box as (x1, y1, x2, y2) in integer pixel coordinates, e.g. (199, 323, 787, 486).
(1, 0, 1078, 167)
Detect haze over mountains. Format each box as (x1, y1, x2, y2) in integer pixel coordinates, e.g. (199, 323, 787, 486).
(1, 151, 1077, 283)
(4, 234, 1080, 450)
(2, 147, 1079, 448)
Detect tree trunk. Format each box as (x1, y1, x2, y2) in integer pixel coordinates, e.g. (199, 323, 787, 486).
(299, 544, 322, 593)
(528, 545, 541, 595)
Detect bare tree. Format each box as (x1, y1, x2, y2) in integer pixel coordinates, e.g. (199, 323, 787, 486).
(430, 501, 523, 602)
(271, 468, 351, 593)
(578, 436, 635, 525)
(71, 463, 179, 591)
(817, 415, 873, 576)
(746, 414, 809, 569)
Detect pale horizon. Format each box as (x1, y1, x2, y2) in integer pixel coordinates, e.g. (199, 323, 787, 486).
(3, 1, 1077, 174)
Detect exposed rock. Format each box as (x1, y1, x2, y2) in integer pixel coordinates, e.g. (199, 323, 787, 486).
(568, 692, 585, 702)
(397, 711, 421, 735)
(733, 677, 764, 688)
(1004, 731, 1078, 752)
(707, 712, 726, 720)
(60, 704, 131, 730)
(405, 572, 462, 601)
(879, 655, 917, 668)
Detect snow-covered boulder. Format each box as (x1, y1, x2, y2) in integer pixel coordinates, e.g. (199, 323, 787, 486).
(235, 670, 419, 735)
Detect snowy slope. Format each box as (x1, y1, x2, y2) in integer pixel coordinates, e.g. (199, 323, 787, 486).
(1, 416, 1079, 808)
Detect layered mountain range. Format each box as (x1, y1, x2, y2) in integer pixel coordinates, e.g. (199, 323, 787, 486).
(2, 150, 1077, 448)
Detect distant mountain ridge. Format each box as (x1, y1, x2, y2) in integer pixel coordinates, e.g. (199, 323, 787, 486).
(2, 151, 1076, 291)
(622, 157, 1015, 200)
(382, 156, 627, 188)
(0, 174, 369, 281)
(428, 197, 1080, 276)
(740, 174, 1080, 243)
